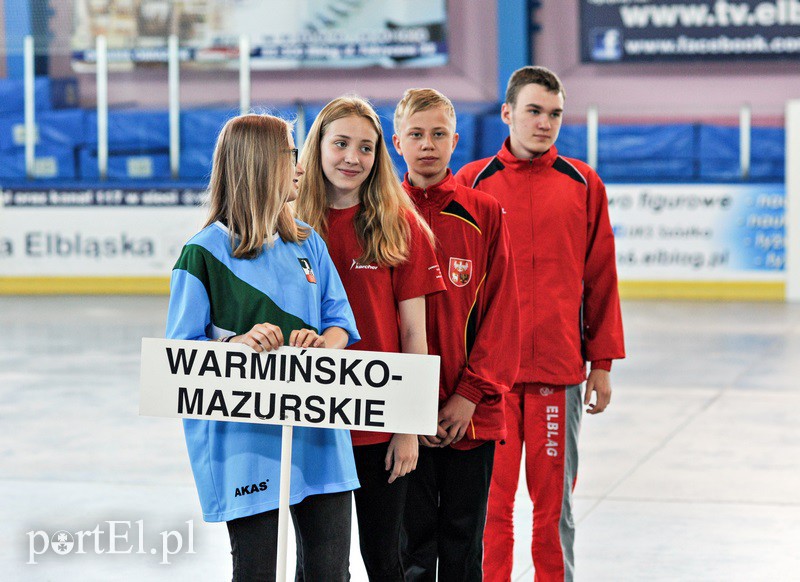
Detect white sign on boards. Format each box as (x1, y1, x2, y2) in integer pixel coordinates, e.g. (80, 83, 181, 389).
(139, 338, 441, 436)
(608, 183, 785, 281)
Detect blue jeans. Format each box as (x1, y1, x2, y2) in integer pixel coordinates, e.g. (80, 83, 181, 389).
(227, 491, 351, 581)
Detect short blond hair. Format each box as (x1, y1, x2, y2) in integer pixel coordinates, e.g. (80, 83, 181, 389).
(393, 88, 457, 135)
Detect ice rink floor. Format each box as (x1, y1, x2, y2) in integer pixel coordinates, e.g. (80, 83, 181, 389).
(1, 296, 799, 581)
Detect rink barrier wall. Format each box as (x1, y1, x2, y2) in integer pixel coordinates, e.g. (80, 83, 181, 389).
(0, 180, 786, 300)
(618, 281, 785, 301)
(0, 276, 169, 295)
(0, 279, 785, 301)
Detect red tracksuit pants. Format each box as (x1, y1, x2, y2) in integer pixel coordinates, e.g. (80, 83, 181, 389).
(483, 383, 582, 582)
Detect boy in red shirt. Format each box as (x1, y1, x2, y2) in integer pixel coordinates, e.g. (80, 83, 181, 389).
(392, 88, 520, 582)
(456, 66, 625, 582)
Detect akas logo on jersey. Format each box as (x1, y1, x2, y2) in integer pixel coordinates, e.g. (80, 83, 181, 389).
(448, 257, 472, 287)
(298, 258, 317, 284)
(234, 479, 270, 497)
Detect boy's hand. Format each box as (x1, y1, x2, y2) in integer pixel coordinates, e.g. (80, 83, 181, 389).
(419, 434, 442, 447)
(585, 369, 611, 414)
(385, 433, 418, 483)
(437, 394, 477, 447)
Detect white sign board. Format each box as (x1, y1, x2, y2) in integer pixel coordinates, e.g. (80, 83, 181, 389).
(608, 183, 785, 281)
(139, 338, 441, 435)
(0, 187, 206, 276)
(71, 0, 448, 70)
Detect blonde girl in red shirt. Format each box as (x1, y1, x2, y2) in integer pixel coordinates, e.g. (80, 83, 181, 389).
(295, 96, 445, 581)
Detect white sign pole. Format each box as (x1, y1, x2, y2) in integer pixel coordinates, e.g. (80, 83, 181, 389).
(276, 425, 293, 582)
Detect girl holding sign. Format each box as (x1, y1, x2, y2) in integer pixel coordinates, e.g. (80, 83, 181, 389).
(295, 96, 445, 581)
(166, 113, 360, 580)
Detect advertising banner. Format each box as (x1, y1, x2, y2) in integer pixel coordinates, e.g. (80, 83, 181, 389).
(581, 0, 800, 62)
(71, 0, 447, 70)
(0, 186, 205, 277)
(140, 338, 441, 435)
(0, 183, 787, 297)
(608, 183, 785, 280)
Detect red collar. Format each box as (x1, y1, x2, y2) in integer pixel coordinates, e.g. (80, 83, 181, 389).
(402, 169, 457, 209)
(496, 138, 558, 171)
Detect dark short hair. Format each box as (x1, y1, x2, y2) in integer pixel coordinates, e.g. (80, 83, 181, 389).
(505, 66, 565, 106)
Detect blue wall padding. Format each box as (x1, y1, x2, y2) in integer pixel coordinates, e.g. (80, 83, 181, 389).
(752, 127, 785, 160)
(478, 114, 507, 159)
(699, 158, 739, 179)
(598, 124, 696, 159)
(0, 109, 85, 151)
(79, 148, 171, 179)
(0, 77, 51, 113)
(699, 125, 739, 159)
(0, 100, 784, 184)
(0, 146, 76, 178)
(85, 110, 170, 151)
(453, 112, 477, 160)
(180, 146, 214, 179)
(181, 108, 238, 147)
(556, 125, 588, 160)
(598, 159, 695, 180)
(699, 158, 784, 180)
(181, 105, 297, 149)
(698, 125, 784, 180)
(698, 126, 785, 160)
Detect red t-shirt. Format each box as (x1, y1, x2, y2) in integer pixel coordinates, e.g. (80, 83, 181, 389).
(326, 204, 445, 446)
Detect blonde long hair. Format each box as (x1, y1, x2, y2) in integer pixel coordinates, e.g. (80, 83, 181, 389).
(295, 96, 433, 267)
(205, 114, 308, 258)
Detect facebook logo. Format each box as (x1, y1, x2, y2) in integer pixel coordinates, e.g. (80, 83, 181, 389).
(591, 28, 622, 61)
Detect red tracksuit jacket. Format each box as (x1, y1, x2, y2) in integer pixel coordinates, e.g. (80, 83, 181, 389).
(403, 170, 520, 449)
(456, 141, 625, 386)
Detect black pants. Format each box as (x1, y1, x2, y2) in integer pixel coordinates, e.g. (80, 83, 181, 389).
(401, 441, 496, 582)
(226, 491, 351, 582)
(353, 442, 409, 582)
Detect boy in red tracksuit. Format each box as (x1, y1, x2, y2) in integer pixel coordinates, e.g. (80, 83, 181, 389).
(392, 88, 520, 582)
(456, 66, 625, 582)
